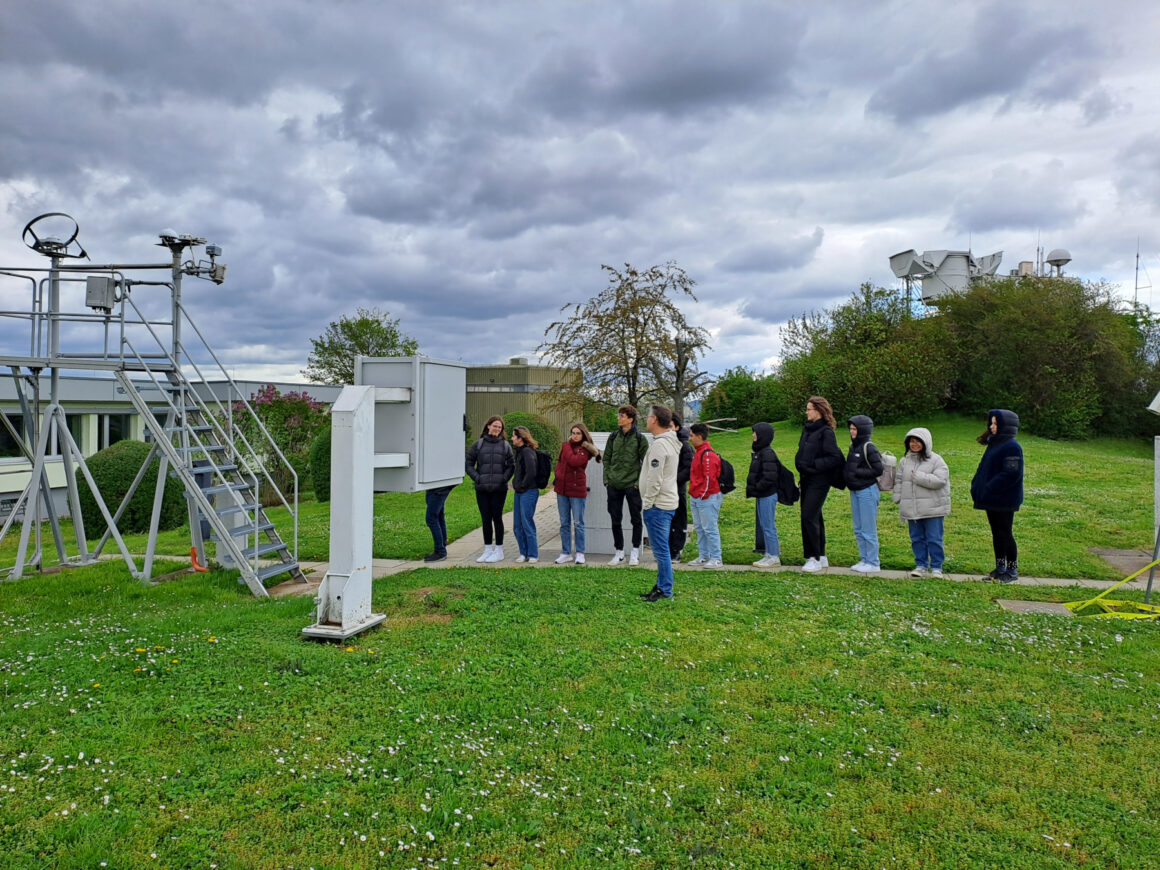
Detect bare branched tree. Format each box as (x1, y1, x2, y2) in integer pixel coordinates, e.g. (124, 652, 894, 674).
(537, 262, 710, 413)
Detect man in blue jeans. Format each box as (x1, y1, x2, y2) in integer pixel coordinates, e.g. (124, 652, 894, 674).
(637, 405, 681, 602)
(423, 484, 457, 562)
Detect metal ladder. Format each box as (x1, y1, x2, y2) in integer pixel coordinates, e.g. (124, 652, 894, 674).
(114, 367, 305, 597)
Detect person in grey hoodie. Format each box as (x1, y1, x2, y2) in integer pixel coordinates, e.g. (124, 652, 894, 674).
(892, 426, 950, 577)
(843, 414, 884, 573)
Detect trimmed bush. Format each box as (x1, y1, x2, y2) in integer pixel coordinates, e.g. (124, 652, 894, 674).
(78, 440, 186, 538)
(310, 425, 331, 503)
(502, 411, 561, 462)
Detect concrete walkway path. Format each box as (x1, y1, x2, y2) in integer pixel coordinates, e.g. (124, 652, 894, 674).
(273, 494, 1158, 599)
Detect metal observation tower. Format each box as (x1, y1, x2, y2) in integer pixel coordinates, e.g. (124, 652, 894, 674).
(0, 213, 304, 596)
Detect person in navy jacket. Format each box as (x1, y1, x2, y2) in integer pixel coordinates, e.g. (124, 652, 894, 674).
(970, 409, 1024, 584)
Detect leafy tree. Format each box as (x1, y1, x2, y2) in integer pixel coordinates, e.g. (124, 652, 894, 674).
(777, 284, 955, 424)
(538, 262, 710, 412)
(700, 366, 789, 427)
(233, 385, 329, 503)
(303, 307, 418, 386)
(937, 277, 1158, 438)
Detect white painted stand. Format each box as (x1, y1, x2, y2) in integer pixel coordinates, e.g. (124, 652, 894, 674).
(302, 386, 390, 641)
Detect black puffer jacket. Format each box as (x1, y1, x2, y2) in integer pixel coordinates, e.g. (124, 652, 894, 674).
(843, 414, 884, 492)
(676, 427, 694, 487)
(466, 434, 515, 493)
(971, 409, 1024, 511)
(512, 445, 539, 493)
(746, 422, 781, 498)
(795, 419, 843, 484)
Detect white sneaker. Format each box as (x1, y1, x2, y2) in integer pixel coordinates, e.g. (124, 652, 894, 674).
(853, 562, 880, 574)
(476, 544, 494, 563)
(487, 546, 505, 563)
(931, 568, 943, 577)
(702, 559, 723, 569)
(575, 553, 585, 564)
(754, 555, 781, 568)
(802, 557, 823, 573)
(528, 557, 538, 563)
(555, 553, 573, 564)
(629, 547, 640, 566)
(609, 550, 625, 565)
(515, 555, 526, 563)
(687, 556, 707, 566)
(909, 566, 927, 578)
(817, 556, 829, 569)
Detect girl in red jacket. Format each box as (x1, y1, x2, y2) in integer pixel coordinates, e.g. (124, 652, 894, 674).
(553, 423, 601, 564)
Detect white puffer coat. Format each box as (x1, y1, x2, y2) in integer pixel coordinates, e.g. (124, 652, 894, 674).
(891, 427, 950, 520)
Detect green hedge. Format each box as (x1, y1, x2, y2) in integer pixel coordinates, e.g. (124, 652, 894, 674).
(502, 412, 561, 462)
(78, 440, 186, 537)
(310, 426, 331, 503)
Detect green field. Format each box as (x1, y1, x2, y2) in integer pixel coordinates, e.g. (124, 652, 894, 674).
(1, 559, 1157, 868)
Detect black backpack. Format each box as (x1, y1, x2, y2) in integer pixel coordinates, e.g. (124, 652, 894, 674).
(776, 462, 800, 506)
(534, 450, 552, 489)
(716, 454, 736, 494)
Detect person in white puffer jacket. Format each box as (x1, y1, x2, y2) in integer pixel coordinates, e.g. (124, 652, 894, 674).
(892, 426, 950, 578)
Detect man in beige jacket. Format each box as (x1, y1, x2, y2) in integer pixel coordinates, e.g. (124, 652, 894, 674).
(638, 404, 681, 601)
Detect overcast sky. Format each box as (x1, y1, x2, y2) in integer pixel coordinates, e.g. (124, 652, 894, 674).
(2, 0, 1158, 385)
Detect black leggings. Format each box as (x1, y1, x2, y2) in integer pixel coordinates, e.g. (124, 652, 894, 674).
(476, 489, 508, 545)
(800, 478, 832, 559)
(986, 510, 1017, 563)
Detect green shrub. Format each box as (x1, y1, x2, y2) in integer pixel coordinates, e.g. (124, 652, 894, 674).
(310, 426, 331, 503)
(78, 440, 186, 538)
(700, 366, 789, 427)
(502, 411, 561, 461)
(584, 401, 620, 432)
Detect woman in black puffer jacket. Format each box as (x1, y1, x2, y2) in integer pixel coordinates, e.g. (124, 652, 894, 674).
(466, 415, 515, 562)
(795, 396, 844, 573)
(971, 408, 1024, 584)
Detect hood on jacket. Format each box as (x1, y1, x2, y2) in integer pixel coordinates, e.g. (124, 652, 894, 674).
(848, 414, 874, 443)
(752, 422, 774, 452)
(903, 426, 932, 458)
(989, 408, 1020, 439)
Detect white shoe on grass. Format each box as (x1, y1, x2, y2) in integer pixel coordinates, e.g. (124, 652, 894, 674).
(575, 553, 585, 564)
(754, 555, 781, 568)
(802, 557, 823, 573)
(687, 556, 707, 566)
(555, 553, 573, 564)
(515, 555, 526, 563)
(629, 547, 640, 566)
(609, 550, 625, 565)
(702, 559, 723, 569)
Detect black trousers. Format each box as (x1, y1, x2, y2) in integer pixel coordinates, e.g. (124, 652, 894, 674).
(607, 485, 643, 550)
(669, 487, 688, 556)
(476, 489, 508, 545)
(986, 510, 1018, 563)
(800, 478, 832, 559)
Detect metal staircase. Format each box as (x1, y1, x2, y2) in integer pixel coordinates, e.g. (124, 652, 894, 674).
(112, 297, 307, 596)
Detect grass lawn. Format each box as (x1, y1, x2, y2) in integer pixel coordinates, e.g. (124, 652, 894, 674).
(1, 560, 1157, 868)
(0, 412, 1153, 580)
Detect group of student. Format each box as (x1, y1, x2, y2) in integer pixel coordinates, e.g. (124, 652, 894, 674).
(441, 397, 1025, 594)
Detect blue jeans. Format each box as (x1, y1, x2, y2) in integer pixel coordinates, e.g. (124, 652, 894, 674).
(643, 507, 675, 596)
(556, 495, 586, 555)
(425, 486, 453, 555)
(755, 493, 780, 556)
(513, 489, 539, 558)
(849, 486, 880, 566)
(690, 492, 723, 561)
(908, 516, 945, 570)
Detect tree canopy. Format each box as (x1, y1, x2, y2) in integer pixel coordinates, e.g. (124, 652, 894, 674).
(537, 262, 710, 413)
(302, 307, 418, 385)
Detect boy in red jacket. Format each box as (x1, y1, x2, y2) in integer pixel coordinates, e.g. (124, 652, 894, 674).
(687, 423, 723, 568)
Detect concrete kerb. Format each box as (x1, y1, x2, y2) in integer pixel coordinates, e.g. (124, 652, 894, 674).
(271, 492, 1157, 597)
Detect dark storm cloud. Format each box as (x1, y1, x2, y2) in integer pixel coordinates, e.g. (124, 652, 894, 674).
(718, 227, 824, 273)
(866, 2, 1105, 123)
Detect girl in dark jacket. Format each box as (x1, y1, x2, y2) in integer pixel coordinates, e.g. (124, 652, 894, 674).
(553, 422, 601, 564)
(795, 396, 844, 573)
(466, 415, 514, 563)
(511, 425, 541, 563)
(844, 414, 884, 573)
(747, 422, 783, 568)
(970, 409, 1024, 583)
